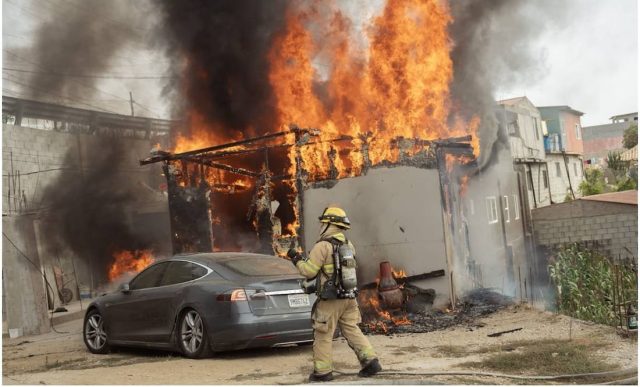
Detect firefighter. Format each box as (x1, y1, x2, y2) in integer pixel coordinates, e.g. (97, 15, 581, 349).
(288, 207, 382, 382)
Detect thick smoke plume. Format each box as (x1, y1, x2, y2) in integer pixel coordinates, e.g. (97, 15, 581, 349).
(448, 0, 568, 166)
(19, 0, 158, 285)
(158, 0, 288, 139)
(39, 139, 151, 284)
(26, 0, 140, 100)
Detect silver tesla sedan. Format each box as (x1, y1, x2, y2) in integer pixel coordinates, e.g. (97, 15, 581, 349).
(83, 253, 315, 358)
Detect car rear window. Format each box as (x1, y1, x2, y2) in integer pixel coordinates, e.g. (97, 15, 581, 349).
(219, 256, 299, 276)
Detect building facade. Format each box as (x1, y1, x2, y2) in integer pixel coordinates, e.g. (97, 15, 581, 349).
(538, 106, 585, 203)
(497, 97, 551, 212)
(2, 97, 173, 336)
(583, 112, 638, 167)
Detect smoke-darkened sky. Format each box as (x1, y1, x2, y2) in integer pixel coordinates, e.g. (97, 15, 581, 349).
(2, 0, 637, 126)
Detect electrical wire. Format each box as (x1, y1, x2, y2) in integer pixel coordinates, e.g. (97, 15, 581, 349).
(4, 67, 175, 80)
(3, 49, 164, 117)
(2, 75, 121, 114)
(2, 232, 70, 334)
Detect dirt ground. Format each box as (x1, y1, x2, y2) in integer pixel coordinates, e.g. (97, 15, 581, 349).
(2, 305, 637, 385)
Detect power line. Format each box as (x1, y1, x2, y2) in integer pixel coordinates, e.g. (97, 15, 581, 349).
(2, 75, 122, 114)
(3, 49, 164, 117)
(3, 67, 174, 80)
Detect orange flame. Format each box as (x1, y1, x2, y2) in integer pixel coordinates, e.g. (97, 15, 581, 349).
(358, 288, 411, 332)
(108, 250, 155, 282)
(393, 269, 407, 279)
(169, 0, 480, 241)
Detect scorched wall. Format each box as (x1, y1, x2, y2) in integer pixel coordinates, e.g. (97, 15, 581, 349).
(302, 166, 451, 305)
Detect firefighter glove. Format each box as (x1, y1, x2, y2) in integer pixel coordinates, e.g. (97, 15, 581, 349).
(287, 248, 303, 266)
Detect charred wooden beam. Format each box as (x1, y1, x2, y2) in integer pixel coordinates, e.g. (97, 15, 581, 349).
(432, 135, 473, 144)
(163, 163, 213, 254)
(358, 269, 446, 290)
(141, 127, 307, 165)
(247, 169, 275, 255)
(186, 157, 261, 178)
(200, 143, 292, 161)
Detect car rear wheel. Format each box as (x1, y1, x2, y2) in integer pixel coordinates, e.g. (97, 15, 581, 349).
(178, 309, 211, 358)
(84, 309, 110, 354)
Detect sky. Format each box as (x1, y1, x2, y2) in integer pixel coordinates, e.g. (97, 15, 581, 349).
(497, 0, 638, 126)
(1, 0, 638, 127)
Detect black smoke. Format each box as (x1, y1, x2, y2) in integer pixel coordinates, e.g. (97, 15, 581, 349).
(25, 0, 140, 100)
(448, 0, 568, 166)
(39, 139, 152, 284)
(157, 0, 288, 138)
(15, 0, 162, 286)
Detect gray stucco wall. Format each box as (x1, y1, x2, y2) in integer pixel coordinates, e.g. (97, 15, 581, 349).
(2, 216, 50, 336)
(532, 200, 637, 260)
(462, 155, 529, 298)
(2, 124, 171, 311)
(2, 124, 162, 215)
(302, 166, 451, 301)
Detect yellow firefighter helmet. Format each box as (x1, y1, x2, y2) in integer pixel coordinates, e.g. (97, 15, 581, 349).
(318, 207, 351, 229)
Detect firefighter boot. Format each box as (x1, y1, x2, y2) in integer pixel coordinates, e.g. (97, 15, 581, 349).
(309, 372, 334, 382)
(358, 358, 382, 377)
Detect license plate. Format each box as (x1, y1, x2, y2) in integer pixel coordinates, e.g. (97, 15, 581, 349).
(288, 293, 310, 308)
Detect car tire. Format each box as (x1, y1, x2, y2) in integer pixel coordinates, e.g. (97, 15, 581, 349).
(83, 309, 110, 354)
(177, 308, 212, 359)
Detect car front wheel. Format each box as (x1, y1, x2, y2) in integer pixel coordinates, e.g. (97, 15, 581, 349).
(83, 309, 110, 354)
(178, 309, 211, 358)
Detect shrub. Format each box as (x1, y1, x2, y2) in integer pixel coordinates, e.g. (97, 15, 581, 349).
(579, 168, 605, 196)
(548, 244, 637, 326)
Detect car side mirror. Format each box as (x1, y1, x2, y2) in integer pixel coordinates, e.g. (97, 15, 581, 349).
(120, 283, 131, 293)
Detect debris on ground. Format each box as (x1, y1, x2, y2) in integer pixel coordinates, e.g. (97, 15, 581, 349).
(360, 288, 513, 335)
(487, 327, 523, 337)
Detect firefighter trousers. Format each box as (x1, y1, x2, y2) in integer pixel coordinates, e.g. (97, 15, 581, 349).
(311, 298, 377, 375)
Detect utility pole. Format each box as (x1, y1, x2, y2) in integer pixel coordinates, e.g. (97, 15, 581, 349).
(129, 91, 135, 117)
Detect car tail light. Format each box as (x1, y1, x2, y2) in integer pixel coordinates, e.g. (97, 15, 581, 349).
(216, 289, 255, 302)
(230, 289, 247, 301)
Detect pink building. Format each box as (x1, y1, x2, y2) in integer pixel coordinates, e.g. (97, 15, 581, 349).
(583, 113, 638, 166)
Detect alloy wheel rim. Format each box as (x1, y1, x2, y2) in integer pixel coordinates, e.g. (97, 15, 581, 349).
(181, 310, 203, 353)
(85, 314, 107, 350)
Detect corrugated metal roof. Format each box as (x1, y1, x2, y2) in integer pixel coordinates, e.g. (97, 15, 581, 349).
(580, 190, 637, 205)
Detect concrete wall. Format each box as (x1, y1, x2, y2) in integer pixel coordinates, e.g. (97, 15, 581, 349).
(2, 216, 50, 336)
(463, 153, 529, 299)
(302, 166, 451, 303)
(2, 124, 165, 215)
(2, 124, 171, 301)
(517, 163, 552, 210)
(532, 200, 637, 261)
(582, 121, 630, 166)
(546, 153, 584, 203)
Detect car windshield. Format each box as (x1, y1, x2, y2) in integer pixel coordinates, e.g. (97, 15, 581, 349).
(219, 256, 299, 277)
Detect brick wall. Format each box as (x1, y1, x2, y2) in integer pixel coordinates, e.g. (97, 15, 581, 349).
(532, 200, 637, 261)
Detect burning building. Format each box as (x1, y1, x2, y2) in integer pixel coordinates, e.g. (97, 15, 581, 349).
(2, 0, 554, 336)
(139, 0, 537, 323)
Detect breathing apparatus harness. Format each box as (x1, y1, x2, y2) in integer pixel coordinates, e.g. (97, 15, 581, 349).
(308, 235, 358, 300)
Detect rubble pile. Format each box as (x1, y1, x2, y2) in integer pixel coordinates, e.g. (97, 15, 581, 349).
(360, 288, 513, 335)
